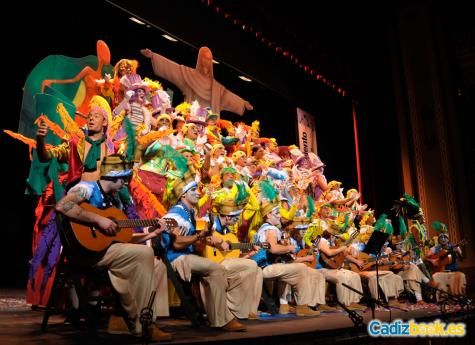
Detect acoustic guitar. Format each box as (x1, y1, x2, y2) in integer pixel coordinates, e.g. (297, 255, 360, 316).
(202, 232, 270, 263)
(319, 229, 360, 269)
(296, 236, 321, 268)
(424, 240, 466, 273)
(345, 253, 407, 272)
(68, 203, 177, 252)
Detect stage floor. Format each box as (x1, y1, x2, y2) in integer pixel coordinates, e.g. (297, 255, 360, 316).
(1, 289, 473, 345)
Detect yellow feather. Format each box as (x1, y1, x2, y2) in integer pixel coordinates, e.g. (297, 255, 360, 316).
(109, 110, 126, 139)
(56, 103, 84, 139)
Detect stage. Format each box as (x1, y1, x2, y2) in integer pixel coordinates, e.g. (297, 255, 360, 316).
(1, 289, 473, 345)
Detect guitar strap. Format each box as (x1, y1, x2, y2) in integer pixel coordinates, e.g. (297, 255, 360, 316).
(97, 180, 116, 209)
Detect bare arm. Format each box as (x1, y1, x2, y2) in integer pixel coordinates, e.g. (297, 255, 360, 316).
(344, 252, 364, 269)
(267, 230, 295, 255)
(55, 188, 117, 235)
(171, 227, 201, 250)
(131, 218, 169, 244)
(318, 239, 347, 257)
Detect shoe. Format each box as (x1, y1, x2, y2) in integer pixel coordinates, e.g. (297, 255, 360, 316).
(248, 312, 259, 320)
(107, 315, 131, 335)
(63, 309, 80, 326)
(223, 319, 247, 332)
(279, 304, 296, 314)
(317, 304, 337, 312)
(296, 304, 320, 316)
(149, 324, 173, 341)
(346, 303, 367, 311)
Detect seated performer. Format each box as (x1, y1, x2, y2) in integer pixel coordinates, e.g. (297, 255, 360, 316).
(55, 154, 171, 341)
(391, 194, 439, 304)
(211, 183, 263, 319)
(160, 171, 248, 331)
(428, 221, 466, 297)
(303, 204, 366, 310)
(252, 184, 321, 317)
(346, 230, 405, 308)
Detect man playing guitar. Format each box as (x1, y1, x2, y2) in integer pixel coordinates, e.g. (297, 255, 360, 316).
(55, 155, 172, 341)
(303, 204, 365, 310)
(428, 222, 466, 297)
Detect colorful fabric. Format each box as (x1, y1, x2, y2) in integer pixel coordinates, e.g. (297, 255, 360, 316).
(84, 135, 106, 171)
(161, 201, 197, 262)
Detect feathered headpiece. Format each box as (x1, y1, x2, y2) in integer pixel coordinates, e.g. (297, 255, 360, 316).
(390, 193, 422, 219)
(259, 179, 279, 217)
(431, 221, 448, 239)
(212, 182, 250, 216)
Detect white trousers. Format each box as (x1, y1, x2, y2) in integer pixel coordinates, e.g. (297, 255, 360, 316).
(320, 268, 363, 306)
(171, 254, 234, 327)
(96, 243, 158, 332)
(221, 258, 262, 318)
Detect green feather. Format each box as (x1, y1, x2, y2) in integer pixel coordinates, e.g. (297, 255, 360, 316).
(374, 214, 387, 232)
(341, 213, 350, 233)
(260, 179, 278, 201)
(431, 221, 447, 234)
(398, 216, 407, 236)
(235, 181, 249, 205)
(161, 145, 188, 177)
(306, 195, 315, 218)
(385, 221, 394, 235)
(123, 118, 136, 162)
(403, 193, 420, 209)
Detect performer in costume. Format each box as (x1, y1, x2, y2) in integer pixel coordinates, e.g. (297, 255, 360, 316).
(161, 171, 248, 331)
(211, 183, 263, 319)
(54, 154, 171, 341)
(111, 58, 138, 108)
(27, 95, 121, 306)
(303, 204, 366, 309)
(251, 181, 321, 316)
(346, 218, 405, 308)
(391, 194, 439, 303)
(428, 221, 466, 297)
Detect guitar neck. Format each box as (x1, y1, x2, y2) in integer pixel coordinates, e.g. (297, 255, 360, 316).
(229, 242, 260, 250)
(116, 219, 159, 228)
(343, 231, 360, 245)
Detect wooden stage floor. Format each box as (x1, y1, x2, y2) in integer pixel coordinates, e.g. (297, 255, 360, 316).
(1, 289, 474, 345)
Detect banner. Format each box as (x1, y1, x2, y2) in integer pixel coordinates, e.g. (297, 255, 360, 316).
(296, 108, 318, 154)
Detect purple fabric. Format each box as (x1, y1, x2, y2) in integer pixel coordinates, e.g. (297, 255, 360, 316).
(28, 212, 61, 291)
(124, 202, 143, 233)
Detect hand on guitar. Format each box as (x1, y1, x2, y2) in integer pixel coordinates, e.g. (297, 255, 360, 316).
(352, 258, 365, 270)
(210, 234, 230, 251)
(241, 246, 260, 259)
(97, 217, 118, 235)
(150, 218, 169, 236)
(287, 244, 297, 254)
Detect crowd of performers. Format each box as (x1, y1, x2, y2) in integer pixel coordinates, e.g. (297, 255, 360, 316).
(8, 41, 468, 341)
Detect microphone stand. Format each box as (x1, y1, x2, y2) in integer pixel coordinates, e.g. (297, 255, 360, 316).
(416, 281, 474, 316)
(374, 251, 386, 307)
(335, 300, 364, 329)
(140, 290, 156, 345)
(341, 282, 387, 321)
